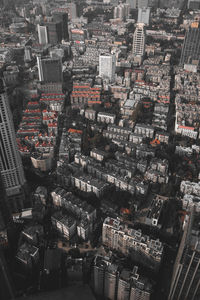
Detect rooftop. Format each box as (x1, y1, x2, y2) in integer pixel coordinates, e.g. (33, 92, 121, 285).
(16, 243, 38, 262)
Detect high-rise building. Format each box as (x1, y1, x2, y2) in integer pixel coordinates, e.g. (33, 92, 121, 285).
(0, 250, 15, 300)
(46, 21, 62, 45)
(37, 24, 48, 45)
(168, 209, 200, 300)
(24, 46, 32, 63)
(148, 0, 159, 7)
(93, 256, 118, 299)
(159, 0, 185, 8)
(126, 0, 149, 9)
(132, 23, 146, 58)
(93, 256, 107, 296)
(0, 174, 12, 228)
(104, 264, 118, 300)
(138, 7, 150, 25)
(180, 22, 200, 65)
(188, 0, 200, 9)
(0, 81, 26, 212)
(99, 53, 116, 82)
(92, 255, 152, 300)
(37, 56, 63, 83)
(52, 11, 69, 40)
(114, 4, 130, 20)
(130, 286, 151, 300)
(69, 2, 77, 19)
(130, 266, 151, 300)
(117, 270, 131, 300)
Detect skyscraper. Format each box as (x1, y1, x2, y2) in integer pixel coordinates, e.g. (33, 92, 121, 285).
(69, 2, 77, 19)
(132, 23, 146, 58)
(0, 174, 12, 227)
(168, 209, 200, 300)
(114, 4, 130, 20)
(52, 11, 69, 40)
(126, 0, 149, 9)
(180, 22, 200, 65)
(37, 56, 63, 83)
(99, 53, 116, 82)
(37, 24, 49, 45)
(104, 264, 118, 300)
(92, 255, 152, 300)
(138, 7, 150, 25)
(0, 81, 26, 212)
(0, 250, 15, 300)
(46, 21, 62, 45)
(93, 256, 107, 296)
(117, 270, 131, 300)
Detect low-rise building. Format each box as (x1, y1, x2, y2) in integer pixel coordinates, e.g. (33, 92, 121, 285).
(85, 109, 96, 120)
(22, 225, 43, 245)
(97, 112, 116, 124)
(40, 93, 65, 112)
(107, 124, 133, 136)
(121, 99, 140, 118)
(145, 195, 166, 228)
(134, 124, 155, 139)
(59, 130, 82, 162)
(182, 194, 200, 212)
(90, 148, 106, 162)
(34, 186, 48, 205)
(72, 173, 109, 197)
(129, 133, 143, 144)
(103, 130, 130, 142)
(175, 125, 198, 140)
(31, 152, 53, 172)
(180, 181, 200, 197)
(16, 243, 39, 269)
(145, 158, 169, 184)
(51, 212, 77, 240)
(136, 144, 155, 159)
(155, 131, 170, 144)
(71, 82, 102, 108)
(77, 218, 92, 241)
(51, 188, 96, 222)
(175, 146, 193, 157)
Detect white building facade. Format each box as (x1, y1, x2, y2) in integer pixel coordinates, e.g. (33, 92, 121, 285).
(132, 23, 146, 58)
(99, 54, 116, 82)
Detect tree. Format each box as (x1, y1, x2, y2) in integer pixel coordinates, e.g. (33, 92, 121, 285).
(90, 133, 107, 148)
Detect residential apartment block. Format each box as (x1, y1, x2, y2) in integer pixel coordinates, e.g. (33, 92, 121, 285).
(102, 217, 163, 269)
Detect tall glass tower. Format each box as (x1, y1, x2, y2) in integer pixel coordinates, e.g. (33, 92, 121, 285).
(37, 55, 63, 83)
(0, 81, 26, 212)
(180, 22, 200, 65)
(168, 209, 200, 300)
